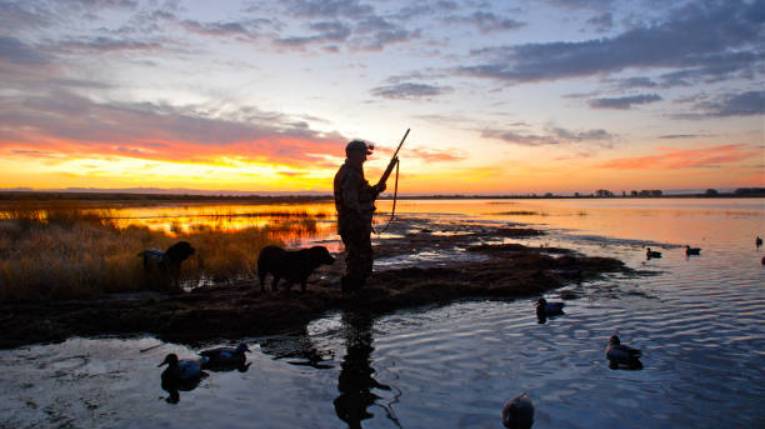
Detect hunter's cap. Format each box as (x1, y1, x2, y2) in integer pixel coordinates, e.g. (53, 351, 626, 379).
(345, 139, 374, 156)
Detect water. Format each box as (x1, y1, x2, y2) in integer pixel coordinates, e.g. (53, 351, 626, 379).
(1, 198, 764, 428)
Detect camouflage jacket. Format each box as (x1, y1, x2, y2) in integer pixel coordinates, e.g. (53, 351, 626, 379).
(333, 161, 378, 234)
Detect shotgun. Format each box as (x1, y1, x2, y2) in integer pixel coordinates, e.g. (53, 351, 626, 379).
(376, 128, 410, 189)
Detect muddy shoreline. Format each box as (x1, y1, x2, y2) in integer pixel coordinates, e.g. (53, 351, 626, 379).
(0, 219, 628, 349)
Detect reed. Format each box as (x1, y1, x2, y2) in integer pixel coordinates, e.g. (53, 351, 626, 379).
(0, 205, 285, 301)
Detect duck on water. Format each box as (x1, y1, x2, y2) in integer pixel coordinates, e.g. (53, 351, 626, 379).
(158, 353, 208, 403)
(536, 298, 565, 324)
(646, 248, 662, 259)
(502, 393, 534, 429)
(199, 343, 251, 371)
(605, 335, 643, 370)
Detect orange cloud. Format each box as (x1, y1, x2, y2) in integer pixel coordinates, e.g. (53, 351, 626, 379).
(597, 144, 761, 169)
(0, 91, 347, 168)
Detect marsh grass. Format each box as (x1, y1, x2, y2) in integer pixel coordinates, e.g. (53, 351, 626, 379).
(0, 204, 301, 301)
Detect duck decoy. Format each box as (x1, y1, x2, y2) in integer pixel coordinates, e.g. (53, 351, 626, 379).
(158, 353, 206, 383)
(757, 236, 763, 249)
(199, 343, 250, 368)
(536, 298, 565, 319)
(502, 393, 534, 429)
(646, 248, 662, 259)
(605, 335, 643, 370)
(685, 245, 701, 256)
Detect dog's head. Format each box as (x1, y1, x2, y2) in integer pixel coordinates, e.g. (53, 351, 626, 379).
(165, 241, 195, 262)
(308, 246, 335, 266)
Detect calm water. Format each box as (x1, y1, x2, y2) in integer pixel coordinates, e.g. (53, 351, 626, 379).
(1, 198, 764, 428)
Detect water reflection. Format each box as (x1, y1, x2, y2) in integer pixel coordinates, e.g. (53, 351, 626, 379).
(334, 311, 399, 429)
(259, 330, 334, 369)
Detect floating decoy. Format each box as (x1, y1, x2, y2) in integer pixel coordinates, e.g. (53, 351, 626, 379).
(685, 245, 701, 256)
(158, 353, 206, 384)
(536, 298, 565, 319)
(605, 335, 643, 370)
(646, 248, 662, 259)
(199, 343, 250, 368)
(502, 393, 534, 429)
(757, 236, 763, 248)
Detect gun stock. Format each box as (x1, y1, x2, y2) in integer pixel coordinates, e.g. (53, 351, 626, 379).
(377, 128, 410, 188)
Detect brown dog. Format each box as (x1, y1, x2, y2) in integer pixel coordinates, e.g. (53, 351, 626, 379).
(257, 245, 335, 292)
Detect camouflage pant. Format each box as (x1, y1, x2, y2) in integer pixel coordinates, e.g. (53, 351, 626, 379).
(340, 219, 373, 292)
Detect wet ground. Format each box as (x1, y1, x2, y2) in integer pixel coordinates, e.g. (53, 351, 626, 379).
(0, 218, 624, 349)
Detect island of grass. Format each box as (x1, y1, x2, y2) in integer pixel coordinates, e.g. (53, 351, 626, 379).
(0, 208, 628, 349)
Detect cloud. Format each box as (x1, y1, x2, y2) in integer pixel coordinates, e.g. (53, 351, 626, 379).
(542, 0, 617, 10)
(51, 36, 162, 53)
(0, 90, 346, 166)
(371, 82, 452, 99)
(393, 1, 459, 20)
(0, 2, 52, 31)
(657, 134, 710, 139)
(352, 15, 419, 51)
(482, 124, 615, 147)
(273, 0, 419, 51)
(180, 20, 259, 39)
(589, 94, 662, 109)
(597, 144, 759, 169)
(458, 0, 764, 86)
(0, 36, 49, 65)
(700, 90, 765, 117)
(275, 21, 351, 47)
(585, 12, 613, 33)
(58, 0, 138, 9)
(284, 0, 373, 19)
(408, 147, 465, 162)
(612, 76, 659, 89)
(673, 90, 765, 119)
(444, 11, 525, 33)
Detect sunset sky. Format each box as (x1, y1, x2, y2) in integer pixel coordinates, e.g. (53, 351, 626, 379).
(1, 0, 763, 194)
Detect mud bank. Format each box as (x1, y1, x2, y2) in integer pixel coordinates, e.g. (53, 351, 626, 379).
(0, 220, 627, 349)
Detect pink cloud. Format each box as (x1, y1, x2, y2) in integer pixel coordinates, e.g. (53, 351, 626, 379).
(0, 91, 347, 167)
(597, 144, 760, 170)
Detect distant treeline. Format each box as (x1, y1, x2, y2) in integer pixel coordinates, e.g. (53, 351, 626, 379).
(0, 191, 332, 203)
(0, 188, 763, 202)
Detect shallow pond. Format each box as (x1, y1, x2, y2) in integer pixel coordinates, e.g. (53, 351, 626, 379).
(1, 198, 764, 428)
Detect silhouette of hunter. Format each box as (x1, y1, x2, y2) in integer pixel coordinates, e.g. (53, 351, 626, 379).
(334, 140, 388, 293)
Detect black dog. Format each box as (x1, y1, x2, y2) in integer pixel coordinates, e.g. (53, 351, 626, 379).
(138, 241, 195, 290)
(257, 245, 335, 293)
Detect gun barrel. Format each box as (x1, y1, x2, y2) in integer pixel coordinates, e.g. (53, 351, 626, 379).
(392, 128, 410, 158)
(377, 128, 410, 188)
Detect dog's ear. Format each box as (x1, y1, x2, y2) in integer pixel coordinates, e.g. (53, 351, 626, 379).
(166, 241, 194, 260)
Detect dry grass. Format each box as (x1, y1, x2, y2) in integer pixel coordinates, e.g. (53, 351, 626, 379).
(0, 204, 292, 301)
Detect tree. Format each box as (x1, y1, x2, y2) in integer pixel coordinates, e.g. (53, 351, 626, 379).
(705, 188, 719, 196)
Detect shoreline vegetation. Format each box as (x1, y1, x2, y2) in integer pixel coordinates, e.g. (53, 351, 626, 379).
(0, 200, 629, 349)
(1, 187, 764, 203)
(0, 204, 310, 301)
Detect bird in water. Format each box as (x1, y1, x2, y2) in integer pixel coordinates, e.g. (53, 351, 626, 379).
(502, 393, 534, 429)
(199, 343, 250, 369)
(536, 298, 565, 321)
(605, 335, 643, 370)
(158, 353, 208, 403)
(685, 245, 701, 256)
(757, 236, 763, 249)
(646, 248, 662, 259)
(158, 353, 206, 383)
